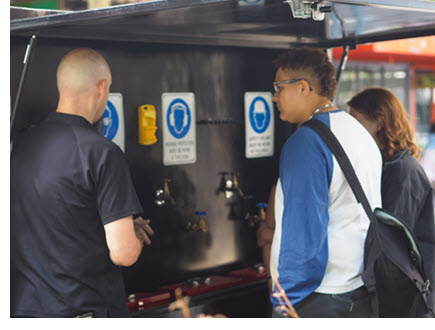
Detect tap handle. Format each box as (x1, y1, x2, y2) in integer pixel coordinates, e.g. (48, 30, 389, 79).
(199, 218, 208, 232)
(163, 178, 170, 194)
(256, 203, 268, 222)
(232, 174, 238, 187)
(195, 211, 207, 216)
(256, 202, 267, 209)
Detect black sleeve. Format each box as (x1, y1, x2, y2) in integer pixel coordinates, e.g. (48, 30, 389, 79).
(381, 157, 429, 231)
(414, 188, 435, 282)
(381, 181, 421, 230)
(95, 145, 143, 225)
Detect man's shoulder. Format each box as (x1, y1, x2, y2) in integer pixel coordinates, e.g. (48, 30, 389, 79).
(71, 125, 118, 150)
(287, 124, 322, 146)
(281, 124, 333, 168)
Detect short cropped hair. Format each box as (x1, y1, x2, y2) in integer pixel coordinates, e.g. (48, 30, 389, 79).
(347, 87, 421, 160)
(273, 47, 337, 100)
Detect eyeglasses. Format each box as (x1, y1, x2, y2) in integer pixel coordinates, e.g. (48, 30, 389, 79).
(273, 78, 313, 93)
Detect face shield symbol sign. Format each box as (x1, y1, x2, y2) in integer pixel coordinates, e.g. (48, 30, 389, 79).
(103, 100, 119, 140)
(167, 98, 191, 139)
(249, 97, 270, 134)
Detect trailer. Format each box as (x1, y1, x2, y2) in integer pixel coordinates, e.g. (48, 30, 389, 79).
(10, 0, 435, 317)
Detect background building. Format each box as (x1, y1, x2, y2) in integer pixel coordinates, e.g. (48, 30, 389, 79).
(333, 37, 435, 150)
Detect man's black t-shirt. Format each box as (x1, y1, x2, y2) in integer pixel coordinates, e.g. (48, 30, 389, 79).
(10, 112, 144, 317)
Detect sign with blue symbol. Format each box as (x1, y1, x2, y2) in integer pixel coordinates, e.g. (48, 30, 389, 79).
(249, 96, 271, 134)
(166, 98, 192, 139)
(162, 93, 196, 166)
(103, 93, 125, 152)
(103, 100, 119, 140)
(245, 92, 274, 158)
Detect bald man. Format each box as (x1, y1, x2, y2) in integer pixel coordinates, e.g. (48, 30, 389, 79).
(10, 48, 153, 317)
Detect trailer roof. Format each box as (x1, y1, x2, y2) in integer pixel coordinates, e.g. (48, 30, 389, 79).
(10, 0, 435, 49)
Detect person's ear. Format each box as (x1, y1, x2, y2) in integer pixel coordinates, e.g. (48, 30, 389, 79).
(299, 80, 312, 96)
(97, 79, 107, 101)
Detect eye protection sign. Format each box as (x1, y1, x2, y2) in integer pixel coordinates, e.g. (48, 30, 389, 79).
(244, 92, 274, 159)
(162, 93, 197, 166)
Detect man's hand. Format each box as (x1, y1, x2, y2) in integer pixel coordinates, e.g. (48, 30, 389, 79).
(134, 217, 154, 246)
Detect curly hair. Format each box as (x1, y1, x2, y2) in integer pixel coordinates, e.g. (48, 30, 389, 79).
(347, 87, 421, 160)
(272, 47, 337, 100)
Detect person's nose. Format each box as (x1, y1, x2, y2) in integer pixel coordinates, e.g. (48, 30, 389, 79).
(272, 91, 278, 103)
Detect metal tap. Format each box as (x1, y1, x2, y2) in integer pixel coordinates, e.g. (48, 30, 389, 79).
(197, 213, 208, 232)
(184, 211, 208, 232)
(154, 178, 176, 207)
(246, 202, 268, 226)
(217, 172, 243, 199)
(257, 203, 267, 222)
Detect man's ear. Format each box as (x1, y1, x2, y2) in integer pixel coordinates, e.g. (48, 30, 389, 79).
(97, 79, 107, 101)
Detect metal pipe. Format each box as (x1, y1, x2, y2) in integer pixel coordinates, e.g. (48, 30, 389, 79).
(10, 35, 37, 142)
(336, 44, 350, 83)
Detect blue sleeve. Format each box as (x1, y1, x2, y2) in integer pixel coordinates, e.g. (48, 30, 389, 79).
(277, 126, 333, 306)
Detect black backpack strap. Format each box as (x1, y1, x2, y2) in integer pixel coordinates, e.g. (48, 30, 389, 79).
(302, 119, 376, 222)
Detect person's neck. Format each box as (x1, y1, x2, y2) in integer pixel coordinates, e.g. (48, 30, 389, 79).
(56, 96, 96, 124)
(308, 99, 338, 119)
(56, 107, 93, 124)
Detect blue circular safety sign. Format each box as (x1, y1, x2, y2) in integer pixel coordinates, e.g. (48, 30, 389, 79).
(166, 98, 191, 139)
(249, 96, 271, 134)
(103, 100, 119, 140)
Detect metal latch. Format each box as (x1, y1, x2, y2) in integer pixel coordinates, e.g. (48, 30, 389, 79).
(285, 0, 332, 21)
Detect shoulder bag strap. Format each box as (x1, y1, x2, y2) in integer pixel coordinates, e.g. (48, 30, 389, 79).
(302, 119, 376, 222)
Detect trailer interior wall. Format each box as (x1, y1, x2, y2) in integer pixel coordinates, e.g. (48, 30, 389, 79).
(10, 0, 435, 316)
(10, 36, 294, 294)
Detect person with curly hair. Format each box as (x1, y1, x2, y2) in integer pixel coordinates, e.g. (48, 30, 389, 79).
(348, 87, 435, 312)
(269, 47, 382, 317)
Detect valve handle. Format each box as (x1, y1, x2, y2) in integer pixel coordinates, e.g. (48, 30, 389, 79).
(195, 211, 207, 216)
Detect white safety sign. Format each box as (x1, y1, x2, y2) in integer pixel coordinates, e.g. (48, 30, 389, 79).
(244, 92, 274, 159)
(102, 93, 125, 152)
(162, 93, 197, 166)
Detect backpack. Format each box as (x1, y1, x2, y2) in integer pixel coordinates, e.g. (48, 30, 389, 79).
(303, 119, 434, 318)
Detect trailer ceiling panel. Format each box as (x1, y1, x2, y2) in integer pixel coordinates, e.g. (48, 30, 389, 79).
(10, 0, 435, 48)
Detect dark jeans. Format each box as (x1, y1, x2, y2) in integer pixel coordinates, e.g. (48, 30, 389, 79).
(272, 286, 373, 318)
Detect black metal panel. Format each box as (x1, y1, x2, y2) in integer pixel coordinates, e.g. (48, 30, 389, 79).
(10, 36, 294, 294)
(10, 0, 435, 49)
